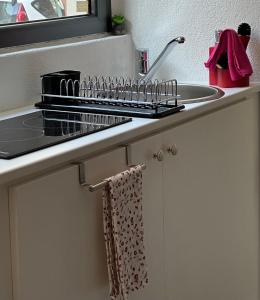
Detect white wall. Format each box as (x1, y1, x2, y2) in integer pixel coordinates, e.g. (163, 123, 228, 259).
(0, 0, 134, 112)
(0, 0, 134, 113)
(1, 0, 260, 112)
(0, 35, 134, 112)
(111, 0, 123, 15)
(114, 0, 260, 83)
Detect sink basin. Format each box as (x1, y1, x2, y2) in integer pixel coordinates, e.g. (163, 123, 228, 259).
(177, 84, 224, 104)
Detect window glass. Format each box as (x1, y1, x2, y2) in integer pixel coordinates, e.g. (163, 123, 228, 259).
(0, 2, 19, 24)
(0, 0, 111, 48)
(31, 0, 65, 19)
(0, 0, 91, 25)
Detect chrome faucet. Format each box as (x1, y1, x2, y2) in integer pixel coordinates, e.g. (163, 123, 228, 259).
(138, 36, 185, 82)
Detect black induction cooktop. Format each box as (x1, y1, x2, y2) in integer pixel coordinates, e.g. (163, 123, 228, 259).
(0, 110, 131, 159)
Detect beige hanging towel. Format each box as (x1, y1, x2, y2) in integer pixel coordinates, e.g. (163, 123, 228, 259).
(102, 165, 148, 300)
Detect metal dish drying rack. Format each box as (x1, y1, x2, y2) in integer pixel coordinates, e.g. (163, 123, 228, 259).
(36, 76, 185, 118)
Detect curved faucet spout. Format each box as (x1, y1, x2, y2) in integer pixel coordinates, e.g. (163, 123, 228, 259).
(139, 36, 185, 83)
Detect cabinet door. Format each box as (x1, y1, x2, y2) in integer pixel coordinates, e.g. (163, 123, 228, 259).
(128, 133, 165, 300)
(162, 97, 260, 300)
(0, 187, 12, 300)
(9, 148, 127, 300)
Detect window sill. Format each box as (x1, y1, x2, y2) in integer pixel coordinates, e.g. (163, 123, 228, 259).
(0, 32, 127, 56)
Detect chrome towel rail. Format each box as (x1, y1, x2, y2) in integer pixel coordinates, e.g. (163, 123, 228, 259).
(74, 145, 146, 192)
(77, 162, 146, 192)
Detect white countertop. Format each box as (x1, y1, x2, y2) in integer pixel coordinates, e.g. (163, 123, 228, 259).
(0, 84, 259, 185)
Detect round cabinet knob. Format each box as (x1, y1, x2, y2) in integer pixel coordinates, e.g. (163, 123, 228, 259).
(153, 150, 164, 162)
(167, 144, 178, 156)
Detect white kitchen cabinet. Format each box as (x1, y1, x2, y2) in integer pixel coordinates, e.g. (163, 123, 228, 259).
(9, 136, 168, 300)
(128, 133, 165, 300)
(162, 96, 260, 300)
(128, 95, 260, 300)
(9, 148, 127, 300)
(7, 94, 260, 300)
(0, 186, 12, 300)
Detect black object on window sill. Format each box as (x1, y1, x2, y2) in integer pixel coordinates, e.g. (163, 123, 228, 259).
(111, 23, 126, 35)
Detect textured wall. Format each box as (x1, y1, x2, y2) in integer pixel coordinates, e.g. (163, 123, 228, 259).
(0, 1, 134, 112)
(0, 35, 134, 112)
(115, 0, 260, 82)
(1, 0, 259, 113)
(111, 0, 123, 14)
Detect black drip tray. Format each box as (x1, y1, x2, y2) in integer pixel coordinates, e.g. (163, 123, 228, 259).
(35, 102, 185, 118)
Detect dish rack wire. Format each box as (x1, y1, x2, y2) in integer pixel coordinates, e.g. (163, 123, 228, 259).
(38, 75, 184, 118)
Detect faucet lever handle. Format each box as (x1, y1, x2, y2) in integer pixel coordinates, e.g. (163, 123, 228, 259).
(137, 49, 149, 76)
(137, 36, 186, 83)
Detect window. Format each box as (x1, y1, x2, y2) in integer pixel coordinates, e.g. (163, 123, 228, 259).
(31, 0, 65, 19)
(0, 0, 111, 48)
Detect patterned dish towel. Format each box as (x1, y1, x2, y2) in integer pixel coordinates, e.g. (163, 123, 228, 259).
(102, 165, 148, 300)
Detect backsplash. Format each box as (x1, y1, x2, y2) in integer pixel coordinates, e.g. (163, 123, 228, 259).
(0, 35, 134, 113)
(2, 0, 260, 114)
(115, 0, 260, 83)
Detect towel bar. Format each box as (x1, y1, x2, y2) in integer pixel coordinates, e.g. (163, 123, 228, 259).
(77, 163, 146, 192)
(74, 145, 146, 191)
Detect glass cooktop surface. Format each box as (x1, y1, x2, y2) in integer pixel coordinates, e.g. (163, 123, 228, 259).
(0, 110, 131, 159)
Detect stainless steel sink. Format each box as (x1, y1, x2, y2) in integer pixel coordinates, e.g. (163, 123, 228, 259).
(177, 84, 225, 104)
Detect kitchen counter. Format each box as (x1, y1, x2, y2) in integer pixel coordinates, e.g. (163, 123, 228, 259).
(1, 83, 260, 300)
(0, 84, 259, 185)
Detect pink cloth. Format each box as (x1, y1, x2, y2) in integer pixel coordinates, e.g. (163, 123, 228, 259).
(205, 29, 253, 81)
(102, 165, 148, 300)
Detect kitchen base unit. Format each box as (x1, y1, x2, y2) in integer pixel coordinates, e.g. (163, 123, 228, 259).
(0, 186, 12, 300)
(122, 93, 259, 300)
(0, 91, 259, 300)
(9, 148, 127, 300)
